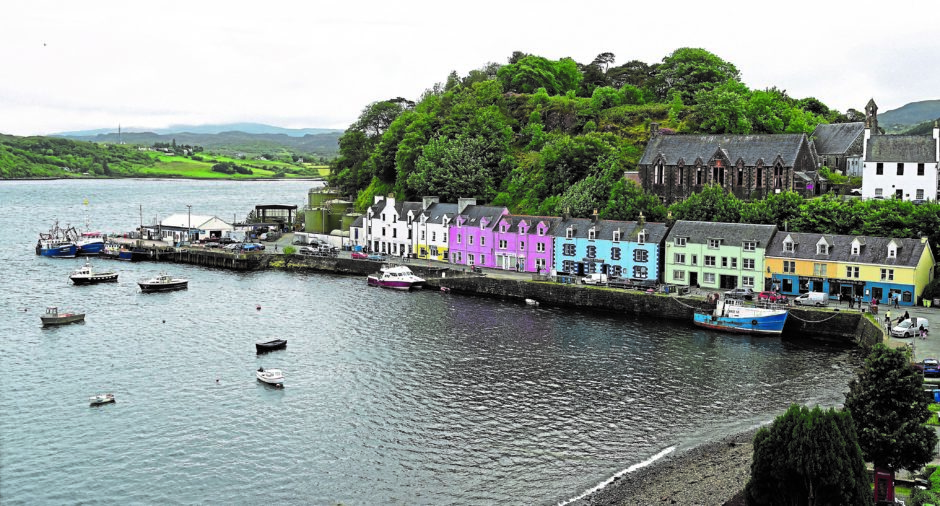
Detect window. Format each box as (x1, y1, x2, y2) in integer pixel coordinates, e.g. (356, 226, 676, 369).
(704, 255, 716, 266)
(691, 255, 697, 265)
(381, 227, 386, 237)
(743, 241, 756, 252)
(431, 231, 436, 242)
(634, 249, 648, 262)
(817, 244, 827, 255)
(888, 247, 896, 259)
(536, 242, 545, 253)
(566, 227, 574, 239)
(708, 239, 720, 249)
(468, 235, 474, 245)
(421, 231, 425, 241)
(443, 233, 447, 243)
(638, 231, 646, 244)
(675, 237, 687, 246)
(392, 229, 397, 238)
(673, 270, 686, 281)
(918, 163, 925, 176)
(674, 253, 686, 264)
(563, 243, 576, 256)
(783, 240, 794, 253)
(610, 265, 623, 277)
(468, 254, 475, 265)
(499, 240, 507, 249)
(851, 244, 859, 255)
(813, 263, 827, 277)
(743, 258, 754, 270)
(742, 276, 754, 288)
(633, 266, 648, 278)
(703, 273, 715, 284)
(881, 268, 894, 281)
(480, 236, 485, 247)
(783, 260, 796, 273)
(897, 163, 904, 176)
(536, 258, 546, 271)
(916, 189, 925, 199)
(538, 227, 545, 237)
(562, 260, 575, 273)
(586, 245, 596, 259)
(519, 241, 525, 250)
(721, 257, 728, 268)
(613, 230, 621, 242)
(480, 254, 485, 264)
(876, 162, 883, 175)
(846, 266, 859, 278)
(611, 247, 621, 260)
(875, 188, 883, 198)
(457, 233, 461, 244)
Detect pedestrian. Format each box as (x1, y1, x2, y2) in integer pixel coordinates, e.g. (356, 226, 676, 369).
(904, 310, 910, 321)
(893, 294, 900, 309)
(849, 296, 855, 309)
(920, 324, 926, 340)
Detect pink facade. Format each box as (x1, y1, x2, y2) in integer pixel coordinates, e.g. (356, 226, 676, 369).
(491, 216, 558, 274)
(448, 205, 508, 269)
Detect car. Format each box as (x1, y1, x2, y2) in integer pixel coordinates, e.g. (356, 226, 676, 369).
(850, 188, 862, 196)
(912, 199, 928, 206)
(351, 252, 368, 259)
(367, 254, 386, 261)
(240, 243, 264, 251)
(757, 291, 789, 304)
(923, 358, 940, 377)
(724, 288, 755, 300)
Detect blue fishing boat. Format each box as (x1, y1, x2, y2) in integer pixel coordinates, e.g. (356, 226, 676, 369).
(76, 231, 105, 256)
(693, 299, 788, 336)
(36, 220, 78, 258)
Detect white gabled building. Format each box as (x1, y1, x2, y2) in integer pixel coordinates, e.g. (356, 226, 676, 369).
(360, 194, 423, 257)
(860, 99, 940, 202)
(142, 214, 233, 243)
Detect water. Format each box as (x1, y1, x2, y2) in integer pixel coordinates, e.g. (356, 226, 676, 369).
(0, 179, 862, 505)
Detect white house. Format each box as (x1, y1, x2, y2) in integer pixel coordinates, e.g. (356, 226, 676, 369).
(142, 214, 233, 243)
(361, 195, 423, 257)
(860, 99, 940, 201)
(414, 197, 457, 262)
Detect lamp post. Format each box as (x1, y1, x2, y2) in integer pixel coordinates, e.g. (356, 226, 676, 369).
(186, 205, 192, 245)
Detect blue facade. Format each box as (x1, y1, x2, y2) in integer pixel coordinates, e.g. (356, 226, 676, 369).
(772, 274, 917, 306)
(549, 218, 666, 282)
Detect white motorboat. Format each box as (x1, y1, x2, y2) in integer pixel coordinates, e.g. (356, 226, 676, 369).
(366, 265, 426, 290)
(69, 261, 118, 285)
(256, 367, 284, 386)
(138, 273, 188, 293)
(89, 393, 115, 406)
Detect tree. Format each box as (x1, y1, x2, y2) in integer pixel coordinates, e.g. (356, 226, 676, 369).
(496, 55, 582, 96)
(650, 47, 741, 103)
(692, 79, 752, 134)
(667, 184, 742, 223)
(843, 344, 938, 474)
(746, 404, 872, 506)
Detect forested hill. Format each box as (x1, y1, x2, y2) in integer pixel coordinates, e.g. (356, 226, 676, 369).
(328, 48, 861, 218)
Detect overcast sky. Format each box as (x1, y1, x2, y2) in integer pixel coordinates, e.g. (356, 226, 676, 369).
(3, 0, 938, 136)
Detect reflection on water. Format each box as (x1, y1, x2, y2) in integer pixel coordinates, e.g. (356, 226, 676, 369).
(0, 180, 861, 504)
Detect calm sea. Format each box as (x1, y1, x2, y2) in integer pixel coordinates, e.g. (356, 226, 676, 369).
(0, 179, 861, 505)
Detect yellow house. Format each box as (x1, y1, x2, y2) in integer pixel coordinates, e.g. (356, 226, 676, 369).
(765, 232, 934, 306)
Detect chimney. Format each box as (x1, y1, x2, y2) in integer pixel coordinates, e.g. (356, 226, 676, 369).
(422, 196, 439, 211)
(563, 207, 570, 221)
(592, 209, 599, 223)
(373, 195, 386, 204)
(650, 122, 660, 137)
(457, 197, 476, 214)
(638, 211, 646, 227)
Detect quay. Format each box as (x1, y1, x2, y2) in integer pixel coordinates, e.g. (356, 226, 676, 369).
(113, 238, 887, 346)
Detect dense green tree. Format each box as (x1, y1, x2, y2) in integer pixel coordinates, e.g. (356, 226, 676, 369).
(607, 59, 653, 89)
(497, 55, 583, 96)
(843, 344, 938, 475)
(745, 404, 872, 506)
(740, 191, 804, 228)
(603, 179, 667, 222)
(650, 48, 741, 103)
(667, 184, 742, 223)
(407, 134, 501, 202)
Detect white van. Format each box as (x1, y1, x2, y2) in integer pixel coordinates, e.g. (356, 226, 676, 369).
(794, 291, 829, 307)
(891, 317, 930, 338)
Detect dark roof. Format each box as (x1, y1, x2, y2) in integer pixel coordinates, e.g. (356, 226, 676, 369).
(549, 216, 669, 243)
(865, 135, 937, 163)
(496, 215, 561, 233)
(766, 231, 929, 268)
(350, 215, 364, 228)
(666, 221, 778, 247)
(255, 204, 298, 210)
(639, 133, 808, 167)
(811, 122, 864, 155)
(420, 202, 458, 225)
(456, 205, 508, 230)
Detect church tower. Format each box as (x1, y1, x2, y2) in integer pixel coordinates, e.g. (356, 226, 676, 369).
(865, 99, 879, 133)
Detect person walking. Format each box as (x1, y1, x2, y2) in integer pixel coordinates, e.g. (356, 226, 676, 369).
(893, 294, 900, 309)
(885, 311, 892, 330)
(920, 324, 927, 340)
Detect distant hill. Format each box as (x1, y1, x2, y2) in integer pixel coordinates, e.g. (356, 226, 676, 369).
(55, 122, 342, 138)
(879, 100, 940, 132)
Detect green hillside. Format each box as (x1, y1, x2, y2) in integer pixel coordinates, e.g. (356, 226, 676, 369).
(880, 99, 940, 132)
(329, 48, 850, 218)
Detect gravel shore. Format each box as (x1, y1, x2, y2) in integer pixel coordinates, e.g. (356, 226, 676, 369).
(574, 429, 759, 506)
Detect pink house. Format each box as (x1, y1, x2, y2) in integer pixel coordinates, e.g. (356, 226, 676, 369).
(492, 215, 560, 273)
(448, 198, 509, 269)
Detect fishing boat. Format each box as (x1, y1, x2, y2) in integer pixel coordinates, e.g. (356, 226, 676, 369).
(693, 299, 788, 336)
(69, 261, 118, 284)
(36, 220, 78, 258)
(366, 265, 426, 290)
(89, 393, 115, 406)
(138, 273, 188, 293)
(101, 241, 135, 261)
(76, 231, 106, 256)
(256, 339, 287, 353)
(40, 306, 85, 326)
(256, 367, 284, 386)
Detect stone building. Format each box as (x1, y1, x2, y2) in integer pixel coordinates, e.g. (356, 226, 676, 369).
(810, 121, 865, 176)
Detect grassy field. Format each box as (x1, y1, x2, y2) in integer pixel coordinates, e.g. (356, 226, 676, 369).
(138, 153, 325, 179)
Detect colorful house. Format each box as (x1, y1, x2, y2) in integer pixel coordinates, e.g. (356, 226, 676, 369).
(550, 213, 668, 281)
(361, 195, 424, 257)
(765, 232, 935, 306)
(413, 197, 457, 262)
(664, 221, 778, 291)
(448, 199, 509, 268)
(491, 215, 560, 273)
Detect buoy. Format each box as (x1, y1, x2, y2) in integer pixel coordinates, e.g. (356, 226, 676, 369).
(256, 305, 261, 311)
(162, 320, 165, 324)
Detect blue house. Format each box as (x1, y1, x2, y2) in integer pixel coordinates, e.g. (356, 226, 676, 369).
(549, 213, 668, 282)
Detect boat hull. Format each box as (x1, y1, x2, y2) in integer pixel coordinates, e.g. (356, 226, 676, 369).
(40, 244, 78, 258)
(256, 339, 287, 353)
(138, 281, 188, 293)
(41, 314, 86, 326)
(70, 273, 119, 285)
(367, 276, 424, 290)
(693, 311, 788, 335)
(77, 241, 105, 256)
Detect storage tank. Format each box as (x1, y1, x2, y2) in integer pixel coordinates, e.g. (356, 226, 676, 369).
(341, 213, 362, 232)
(308, 188, 340, 208)
(304, 208, 330, 234)
(327, 200, 352, 232)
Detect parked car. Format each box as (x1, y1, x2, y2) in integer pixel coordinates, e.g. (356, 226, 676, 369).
(891, 317, 930, 338)
(724, 288, 755, 300)
(351, 252, 368, 259)
(923, 358, 940, 377)
(757, 291, 789, 304)
(367, 254, 386, 261)
(240, 243, 264, 251)
(793, 291, 829, 307)
(582, 273, 608, 285)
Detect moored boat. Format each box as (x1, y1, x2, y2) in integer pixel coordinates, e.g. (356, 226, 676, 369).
(40, 306, 85, 326)
(138, 273, 188, 293)
(89, 393, 115, 406)
(69, 261, 119, 285)
(256, 367, 284, 386)
(693, 299, 788, 336)
(256, 339, 287, 353)
(76, 231, 106, 256)
(36, 220, 79, 258)
(366, 265, 426, 290)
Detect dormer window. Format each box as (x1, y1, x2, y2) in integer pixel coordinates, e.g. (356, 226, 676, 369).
(887, 240, 898, 259)
(743, 241, 756, 252)
(566, 226, 574, 239)
(613, 230, 621, 242)
(851, 241, 860, 255)
(707, 239, 720, 249)
(638, 230, 647, 245)
(817, 244, 828, 255)
(588, 227, 596, 240)
(783, 239, 794, 253)
(674, 237, 687, 247)
(538, 226, 545, 237)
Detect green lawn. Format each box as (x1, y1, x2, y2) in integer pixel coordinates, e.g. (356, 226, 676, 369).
(138, 153, 321, 179)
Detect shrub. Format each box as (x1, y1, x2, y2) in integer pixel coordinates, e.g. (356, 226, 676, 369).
(282, 245, 296, 255)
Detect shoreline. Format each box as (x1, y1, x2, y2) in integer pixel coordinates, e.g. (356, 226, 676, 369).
(572, 428, 760, 506)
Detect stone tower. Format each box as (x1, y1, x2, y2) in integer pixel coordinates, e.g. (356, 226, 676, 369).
(865, 99, 879, 133)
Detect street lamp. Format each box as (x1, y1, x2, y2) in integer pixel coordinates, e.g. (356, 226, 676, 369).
(186, 205, 192, 245)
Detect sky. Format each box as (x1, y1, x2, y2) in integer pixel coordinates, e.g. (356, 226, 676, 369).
(3, 0, 939, 136)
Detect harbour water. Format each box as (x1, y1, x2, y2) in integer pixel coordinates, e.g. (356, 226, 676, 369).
(0, 179, 863, 504)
